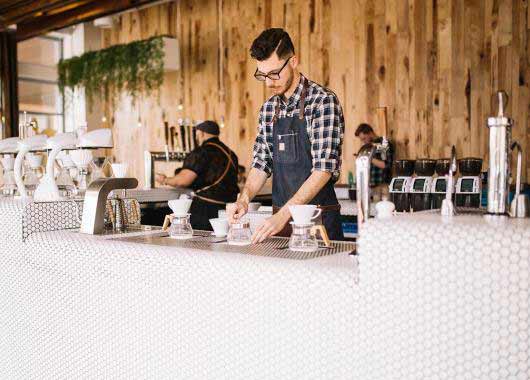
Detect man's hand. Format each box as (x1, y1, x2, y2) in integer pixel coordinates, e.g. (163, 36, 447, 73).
(155, 173, 167, 185)
(251, 208, 290, 244)
(226, 200, 249, 223)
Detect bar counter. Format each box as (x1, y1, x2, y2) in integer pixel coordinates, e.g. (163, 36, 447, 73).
(0, 198, 528, 379)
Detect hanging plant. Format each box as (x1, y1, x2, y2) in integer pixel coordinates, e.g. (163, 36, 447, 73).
(58, 35, 166, 108)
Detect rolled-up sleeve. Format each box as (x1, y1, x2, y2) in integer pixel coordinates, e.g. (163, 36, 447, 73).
(251, 107, 273, 177)
(310, 94, 344, 174)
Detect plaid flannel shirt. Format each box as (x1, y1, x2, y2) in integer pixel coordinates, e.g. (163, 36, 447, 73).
(369, 137, 394, 187)
(251, 74, 344, 180)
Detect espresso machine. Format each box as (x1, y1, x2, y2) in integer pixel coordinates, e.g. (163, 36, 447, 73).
(430, 158, 452, 209)
(410, 159, 436, 211)
(389, 159, 414, 212)
(455, 157, 482, 208)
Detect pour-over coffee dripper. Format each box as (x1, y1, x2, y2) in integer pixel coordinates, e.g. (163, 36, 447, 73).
(70, 149, 93, 194)
(163, 197, 194, 239)
(1, 154, 17, 196)
(0, 137, 21, 197)
(288, 222, 331, 252)
(56, 152, 77, 197)
(90, 157, 111, 182)
(24, 153, 44, 196)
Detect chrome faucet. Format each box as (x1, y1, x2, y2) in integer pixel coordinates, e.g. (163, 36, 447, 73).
(356, 137, 389, 223)
(487, 91, 512, 215)
(80, 177, 138, 234)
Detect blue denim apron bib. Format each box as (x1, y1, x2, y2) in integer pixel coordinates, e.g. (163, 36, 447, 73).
(271, 78, 343, 240)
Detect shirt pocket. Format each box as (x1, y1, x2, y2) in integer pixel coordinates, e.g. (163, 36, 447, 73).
(276, 132, 299, 164)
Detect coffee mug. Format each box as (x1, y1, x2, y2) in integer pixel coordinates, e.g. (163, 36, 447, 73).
(288, 205, 322, 225)
(209, 218, 229, 237)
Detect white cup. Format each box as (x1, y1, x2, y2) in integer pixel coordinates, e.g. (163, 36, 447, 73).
(209, 218, 229, 237)
(288, 205, 322, 225)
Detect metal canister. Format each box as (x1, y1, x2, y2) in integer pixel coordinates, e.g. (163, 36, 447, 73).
(486, 91, 512, 215)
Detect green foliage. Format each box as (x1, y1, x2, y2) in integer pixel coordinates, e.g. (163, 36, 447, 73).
(58, 36, 165, 108)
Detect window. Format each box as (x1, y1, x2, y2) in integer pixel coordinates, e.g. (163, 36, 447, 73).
(18, 36, 64, 133)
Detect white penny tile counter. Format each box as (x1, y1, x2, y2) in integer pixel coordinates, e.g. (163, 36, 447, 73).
(356, 212, 530, 379)
(0, 197, 529, 379)
(0, 199, 358, 379)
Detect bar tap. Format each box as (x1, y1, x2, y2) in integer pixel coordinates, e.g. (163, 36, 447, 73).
(164, 121, 170, 162)
(486, 91, 512, 215)
(355, 137, 389, 224)
(441, 146, 457, 217)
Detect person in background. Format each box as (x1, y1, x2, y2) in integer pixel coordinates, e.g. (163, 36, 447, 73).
(156, 120, 239, 230)
(354, 123, 394, 187)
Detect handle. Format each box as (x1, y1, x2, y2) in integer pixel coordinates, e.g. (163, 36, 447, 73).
(164, 121, 169, 144)
(311, 208, 322, 220)
(162, 214, 173, 231)
(169, 127, 175, 152)
(511, 142, 522, 197)
(310, 224, 331, 247)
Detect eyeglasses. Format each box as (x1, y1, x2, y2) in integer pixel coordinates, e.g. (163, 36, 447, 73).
(254, 56, 292, 81)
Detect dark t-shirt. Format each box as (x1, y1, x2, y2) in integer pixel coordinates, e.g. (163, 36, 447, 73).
(182, 137, 239, 203)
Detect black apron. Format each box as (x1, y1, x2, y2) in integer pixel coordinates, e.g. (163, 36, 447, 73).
(271, 78, 344, 240)
(191, 142, 237, 231)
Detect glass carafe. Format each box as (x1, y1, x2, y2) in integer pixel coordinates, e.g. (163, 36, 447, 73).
(167, 214, 194, 240)
(288, 222, 330, 252)
(1, 155, 17, 196)
(23, 153, 44, 195)
(227, 221, 252, 246)
(90, 157, 110, 182)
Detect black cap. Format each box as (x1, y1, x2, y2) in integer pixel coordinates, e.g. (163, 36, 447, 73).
(195, 120, 220, 136)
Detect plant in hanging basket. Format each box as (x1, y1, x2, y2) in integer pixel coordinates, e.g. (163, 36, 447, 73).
(58, 35, 167, 109)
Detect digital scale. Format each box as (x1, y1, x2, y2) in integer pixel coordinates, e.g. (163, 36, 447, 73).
(455, 176, 481, 208)
(430, 158, 452, 209)
(389, 159, 415, 212)
(454, 157, 483, 209)
(389, 176, 413, 212)
(430, 177, 450, 209)
(409, 176, 434, 211)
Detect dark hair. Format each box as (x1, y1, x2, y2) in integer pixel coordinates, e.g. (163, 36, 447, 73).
(250, 28, 295, 61)
(355, 123, 374, 137)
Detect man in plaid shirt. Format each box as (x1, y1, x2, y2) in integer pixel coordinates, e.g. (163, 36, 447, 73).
(354, 123, 394, 187)
(227, 28, 345, 242)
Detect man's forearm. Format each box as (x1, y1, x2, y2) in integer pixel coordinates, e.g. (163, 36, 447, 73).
(284, 170, 332, 208)
(239, 168, 268, 203)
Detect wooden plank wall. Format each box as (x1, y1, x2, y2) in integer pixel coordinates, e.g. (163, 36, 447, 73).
(102, 0, 530, 185)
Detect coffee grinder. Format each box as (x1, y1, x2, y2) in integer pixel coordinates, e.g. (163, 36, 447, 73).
(389, 160, 415, 212)
(410, 159, 436, 211)
(455, 157, 482, 208)
(430, 158, 452, 209)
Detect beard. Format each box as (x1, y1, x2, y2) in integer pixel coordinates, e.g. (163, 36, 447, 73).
(268, 69, 294, 97)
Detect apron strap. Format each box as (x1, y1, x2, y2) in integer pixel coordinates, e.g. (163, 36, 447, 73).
(194, 142, 235, 197)
(272, 77, 308, 124)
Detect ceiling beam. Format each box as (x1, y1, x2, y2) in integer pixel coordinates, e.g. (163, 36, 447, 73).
(15, 0, 156, 41)
(0, 0, 80, 30)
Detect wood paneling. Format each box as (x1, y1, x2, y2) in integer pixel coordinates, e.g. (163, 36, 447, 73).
(103, 0, 530, 185)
